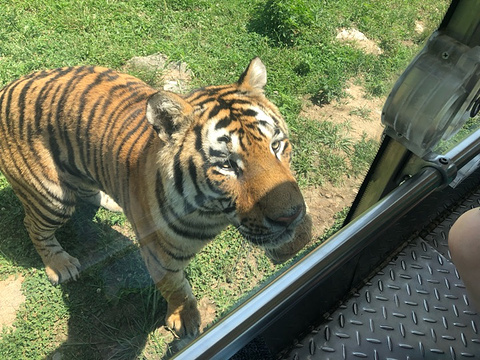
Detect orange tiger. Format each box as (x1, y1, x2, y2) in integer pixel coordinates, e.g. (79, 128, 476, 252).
(0, 58, 311, 336)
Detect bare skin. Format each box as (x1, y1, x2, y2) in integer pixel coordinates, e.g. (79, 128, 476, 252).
(448, 207, 480, 311)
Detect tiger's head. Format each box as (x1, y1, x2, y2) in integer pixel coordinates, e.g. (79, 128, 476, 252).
(146, 58, 311, 262)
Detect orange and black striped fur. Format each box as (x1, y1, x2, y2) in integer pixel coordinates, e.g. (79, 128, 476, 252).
(0, 58, 311, 336)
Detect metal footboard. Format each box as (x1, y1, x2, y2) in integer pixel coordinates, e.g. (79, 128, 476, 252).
(286, 192, 480, 359)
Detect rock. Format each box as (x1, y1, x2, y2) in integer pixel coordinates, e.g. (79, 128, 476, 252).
(336, 28, 383, 55)
(124, 53, 193, 93)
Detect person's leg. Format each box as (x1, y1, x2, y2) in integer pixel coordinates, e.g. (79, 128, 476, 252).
(449, 207, 480, 310)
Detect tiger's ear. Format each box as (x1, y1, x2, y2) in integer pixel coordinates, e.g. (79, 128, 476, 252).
(237, 57, 267, 90)
(146, 91, 193, 142)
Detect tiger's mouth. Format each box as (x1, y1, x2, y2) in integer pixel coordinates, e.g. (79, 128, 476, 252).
(236, 206, 306, 248)
(238, 227, 296, 249)
(239, 211, 312, 264)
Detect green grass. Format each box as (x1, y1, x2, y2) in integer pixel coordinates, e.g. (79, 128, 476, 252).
(0, 0, 450, 358)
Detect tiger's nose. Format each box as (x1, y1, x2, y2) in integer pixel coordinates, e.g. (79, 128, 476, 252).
(267, 206, 304, 227)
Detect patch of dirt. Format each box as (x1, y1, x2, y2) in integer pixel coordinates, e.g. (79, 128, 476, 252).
(148, 296, 216, 357)
(415, 21, 425, 34)
(0, 274, 25, 330)
(303, 179, 360, 238)
(301, 81, 385, 142)
(300, 81, 386, 237)
(336, 28, 383, 55)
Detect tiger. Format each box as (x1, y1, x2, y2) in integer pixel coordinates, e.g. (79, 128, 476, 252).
(0, 57, 312, 337)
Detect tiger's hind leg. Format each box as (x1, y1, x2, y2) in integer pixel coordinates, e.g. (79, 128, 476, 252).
(24, 213, 81, 284)
(14, 184, 81, 285)
(78, 189, 123, 212)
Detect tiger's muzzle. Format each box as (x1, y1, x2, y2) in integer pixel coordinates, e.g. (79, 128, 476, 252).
(263, 210, 312, 264)
(235, 178, 311, 262)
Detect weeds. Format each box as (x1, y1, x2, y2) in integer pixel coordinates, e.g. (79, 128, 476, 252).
(291, 117, 358, 186)
(249, 0, 315, 45)
(350, 106, 372, 119)
(352, 133, 380, 176)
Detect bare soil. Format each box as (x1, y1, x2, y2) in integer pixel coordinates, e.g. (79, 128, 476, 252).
(0, 274, 25, 330)
(300, 80, 385, 238)
(301, 81, 385, 142)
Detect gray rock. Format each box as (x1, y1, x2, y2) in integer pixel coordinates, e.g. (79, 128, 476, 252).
(124, 53, 193, 93)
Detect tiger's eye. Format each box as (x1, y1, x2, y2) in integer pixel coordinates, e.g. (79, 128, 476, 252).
(218, 135, 231, 143)
(221, 160, 235, 170)
(271, 141, 280, 152)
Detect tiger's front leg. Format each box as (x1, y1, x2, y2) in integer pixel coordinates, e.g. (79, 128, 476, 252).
(139, 235, 201, 337)
(158, 271, 201, 337)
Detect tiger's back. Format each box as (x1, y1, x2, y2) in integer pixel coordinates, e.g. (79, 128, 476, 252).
(0, 58, 311, 337)
(0, 66, 157, 209)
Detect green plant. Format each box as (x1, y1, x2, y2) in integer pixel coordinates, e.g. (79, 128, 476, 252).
(352, 133, 380, 176)
(249, 0, 315, 45)
(318, 121, 353, 153)
(290, 117, 355, 186)
(350, 106, 372, 119)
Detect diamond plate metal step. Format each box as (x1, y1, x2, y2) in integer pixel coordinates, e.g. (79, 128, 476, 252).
(286, 191, 480, 360)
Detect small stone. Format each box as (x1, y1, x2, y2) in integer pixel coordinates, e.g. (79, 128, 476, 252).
(124, 53, 193, 93)
(52, 352, 63, 360)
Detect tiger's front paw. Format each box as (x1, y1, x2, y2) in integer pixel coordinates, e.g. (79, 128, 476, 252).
(165, 298, 201, 337)
(45, 252, 81, 285)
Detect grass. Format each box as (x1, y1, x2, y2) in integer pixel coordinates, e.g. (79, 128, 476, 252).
(0, 0, 450, 358)
(349, 105, 372, 119)
(291, 116, 354, 186)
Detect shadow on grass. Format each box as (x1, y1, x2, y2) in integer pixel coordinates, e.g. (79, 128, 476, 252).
(0, 186, 185, 359)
